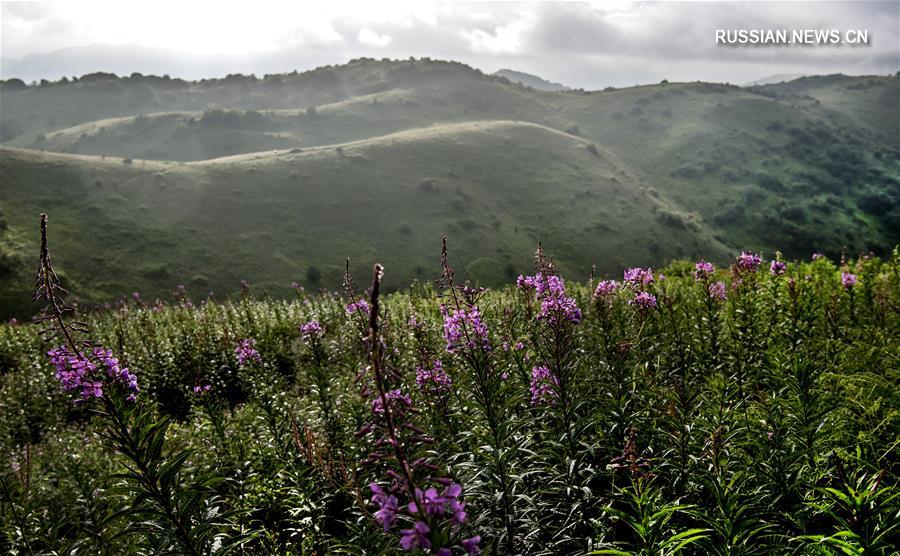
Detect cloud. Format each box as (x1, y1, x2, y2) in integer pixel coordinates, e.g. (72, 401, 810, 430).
(357, 28, 393, 47)
(460, 10, 536, 54)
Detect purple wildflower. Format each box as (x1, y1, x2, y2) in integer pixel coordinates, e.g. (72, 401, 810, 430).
(841, 272, 858, 289)
(399, 521, 431, 551)
(234, 339, 262, 366)
(530, 365, 558, 405)
(94, 348, 139, 395)
(629, 291, 658, 311)
(411, 487, 445, 516)
(462, 536, 482, 555)
(708, 281, 728, 302)
(441, 305, 490, 353)
(193, 384, 212, 395)
(407, 483, 467, 524)
(520, 273, 582, 324)
(415, 360, 452, 394)
(812, 252, 825, 261)
(408, 315, 424, 330)
(517, 274, 538, 291)
(346, 299, 370, 315)
(300, 320, 323, 339)
(370, 483, 399, 531)
(770, 260, 787, 276)
(693, 260, 715, 281)
(623, 267, 654, 289)
(537, 275, 582, 324)
(371, 388, 413, 415)
(737, 251, 762, 272)
(445, 483, 467, 524)
(594, 279, 619, 297)
(49, 346, 138, 402)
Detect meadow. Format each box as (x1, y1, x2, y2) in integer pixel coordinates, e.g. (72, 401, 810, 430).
(0, 217, 897, 554)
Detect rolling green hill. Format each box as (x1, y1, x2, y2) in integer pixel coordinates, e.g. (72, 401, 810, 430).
(1, 58, 897, 317)
(0, 121, 733, 317)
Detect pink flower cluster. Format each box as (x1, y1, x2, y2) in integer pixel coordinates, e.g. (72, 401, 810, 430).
(49, 346, 139, 402)
(629, 291, 658, 311)
(693, 260, 715, 281)
(737, 251, 762, 272)
(519, 273, 582, 324)
(621, 268, 657, 312)
(594, 280, 619, 297)
(346, 299, 370, 315)
(530, 365, 558, 405)
(441, 305, 490, 353)
(234, 339, 262, 366)
(708, 281, 728, 301)
(369, 481, 480, 554)
(415, 360, 452, 394)
(623, 267, 655, 289)
(193, 384, 212, 395)
(841, 272, 858, 289)
(371, 388, 413, 415)
(300, 320, 323, 339)
(770, 260, 787, 276)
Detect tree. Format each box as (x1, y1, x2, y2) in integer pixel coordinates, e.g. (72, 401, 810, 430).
(306, 265, 321, 285)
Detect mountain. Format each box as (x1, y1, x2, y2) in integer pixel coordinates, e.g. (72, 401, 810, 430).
(742, 73, 806, 87)
(493, 69, 570, 91)
(0, 44, 332, 84)
(0, 58, 897, 317)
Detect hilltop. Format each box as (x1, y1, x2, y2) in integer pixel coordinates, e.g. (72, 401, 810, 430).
(493, 69, 570, 91)
(0, 58, 897, 316)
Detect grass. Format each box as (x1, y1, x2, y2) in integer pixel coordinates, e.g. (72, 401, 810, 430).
(0, 121, 732, 318)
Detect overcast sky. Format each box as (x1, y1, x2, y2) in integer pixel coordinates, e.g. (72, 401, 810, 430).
(1, 1, 897, 88)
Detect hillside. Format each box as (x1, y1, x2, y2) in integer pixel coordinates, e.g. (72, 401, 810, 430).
(0, 121, 734, 317)
(1, 59, 897, 316)
(493, 69, 570, 91)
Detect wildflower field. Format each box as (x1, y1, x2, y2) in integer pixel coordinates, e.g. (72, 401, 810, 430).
(0, 222, 898, 555)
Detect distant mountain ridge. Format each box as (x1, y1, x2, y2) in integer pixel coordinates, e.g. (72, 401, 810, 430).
(492, 69, 570, 91)
(742, 73, 807, 87)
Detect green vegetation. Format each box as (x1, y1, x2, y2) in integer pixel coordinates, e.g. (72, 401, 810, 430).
(0, 240, 897, 554)
(0, 122, 730, 318)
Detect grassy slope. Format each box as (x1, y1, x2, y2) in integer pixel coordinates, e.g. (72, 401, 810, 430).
(754, 74, 899, 144)
(10, 70, 896, 255)
(0, 121, 731, 318)
(0, 59, 520, 143)
(551, 80, 900, 255)
(12, 76, 550, 161)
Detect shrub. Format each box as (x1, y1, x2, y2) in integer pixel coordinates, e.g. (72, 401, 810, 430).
(671, 163, 704, 179)
(306, 265, 321, 285)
